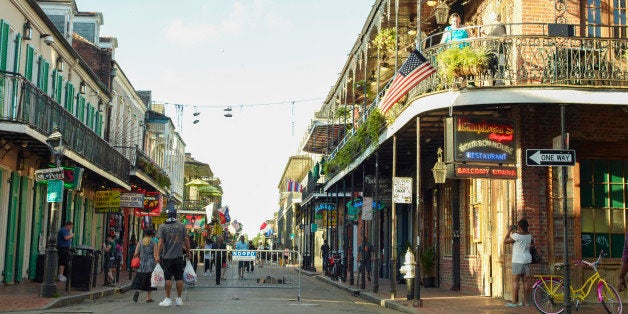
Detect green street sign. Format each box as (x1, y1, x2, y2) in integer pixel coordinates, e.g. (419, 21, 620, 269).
(47, 179, 63, 203)
(311, 223, 318, 233)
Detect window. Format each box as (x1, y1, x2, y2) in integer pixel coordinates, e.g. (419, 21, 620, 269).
(586, 0, 628, 38)
(580, 159, 628, 258)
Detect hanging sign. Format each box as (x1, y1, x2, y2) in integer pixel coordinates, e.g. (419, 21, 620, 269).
(47, 179, 63, 203)
(393, 177, 412, 204)
(120, 193, 144, 208)
(95, 191, 121, 213)
(445, 116, 516, 164)
(134, 191, 162, 217)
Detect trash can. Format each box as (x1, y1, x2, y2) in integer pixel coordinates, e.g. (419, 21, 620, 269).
(71, 245, 95, 291)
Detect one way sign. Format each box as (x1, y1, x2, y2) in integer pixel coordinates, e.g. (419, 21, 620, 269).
(526, 149, 576, 166)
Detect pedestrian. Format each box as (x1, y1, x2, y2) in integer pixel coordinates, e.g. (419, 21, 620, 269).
(154, 209, 190, 307)
(203, 238, 214, 277)
(283, 245, 290, 266)
(258, 242, 265, 268)
(128, 234, 137, 271)
(189, 234, 198, 273)
(56, 221, 74, 282)
(503, 218, 533, 307)
(235, 236, 248, 279)
(131, 228, 157, 303)
(321, 240, 330, 273)
(358, 237, 374, 282)
(214, 235, 227, 285)
(440, 13, 470, 48)
(103, 233, 116, 286)
(247, 240, 256, 272)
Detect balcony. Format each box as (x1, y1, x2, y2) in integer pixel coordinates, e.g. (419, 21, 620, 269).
(0, 71, 129, 183)
(322, 23, 628, 178)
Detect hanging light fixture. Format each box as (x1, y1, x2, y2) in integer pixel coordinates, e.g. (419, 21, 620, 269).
(23, 21, 32, 40)
(431, 147, 447, 184)
(79, 81, 86, 94)
(434, 1, 450, 25)
(56, 57, 64, 72)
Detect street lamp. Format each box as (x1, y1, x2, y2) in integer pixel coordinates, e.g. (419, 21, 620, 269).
(41, 128, 65, 297)
(434, 1, 450, 25)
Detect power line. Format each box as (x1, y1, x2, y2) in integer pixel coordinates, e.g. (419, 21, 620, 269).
(152, 97, 323, 109)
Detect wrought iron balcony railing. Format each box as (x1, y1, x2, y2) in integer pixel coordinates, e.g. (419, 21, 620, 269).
(0, 71, 130, 182)
(322, 24, 628, 178)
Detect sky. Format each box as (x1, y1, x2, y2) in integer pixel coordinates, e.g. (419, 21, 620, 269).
(76, 0, 374, 237)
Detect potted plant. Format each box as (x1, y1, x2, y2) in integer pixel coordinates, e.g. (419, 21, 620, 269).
(419, 245, 436, 287)
(436, 46, 489, 84)
(372, 28, 397, 59)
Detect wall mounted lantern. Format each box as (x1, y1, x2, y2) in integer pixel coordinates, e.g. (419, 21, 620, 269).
(434, 1, 450, 25)
(23, 21, 32, 40)
(431, 147, 447, 184)
(56, 58, 64, 72)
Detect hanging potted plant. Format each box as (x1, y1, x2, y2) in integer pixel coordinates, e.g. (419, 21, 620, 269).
(372, 28, 397, 59)
(419, 245, 436, 287)
(436, 46, 489, 84)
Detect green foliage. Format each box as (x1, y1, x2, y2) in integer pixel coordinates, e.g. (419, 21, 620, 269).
(323, 109, 387, 176)
(335, 106, 351, 120)
(419, 245, 436, 275)
(372, 28, 397, 56)
(436, 46, 489, 83)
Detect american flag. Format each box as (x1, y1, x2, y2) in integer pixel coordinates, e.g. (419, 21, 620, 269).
(286, 179, 303, 192)
(379, 50, 436, 114)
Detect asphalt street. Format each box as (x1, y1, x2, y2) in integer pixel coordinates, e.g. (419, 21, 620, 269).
(21, 272, 399, 314)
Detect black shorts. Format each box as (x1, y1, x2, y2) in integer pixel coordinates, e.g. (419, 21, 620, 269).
(238, 261, 246, 269)
(162, 257, 185, 281)
(359, 261, 372, 273)
(58, 247, 70, 267)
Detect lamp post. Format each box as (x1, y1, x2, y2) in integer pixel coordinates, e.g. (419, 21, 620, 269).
(41, 128, 65, 297)
(431, 147, 447, 184)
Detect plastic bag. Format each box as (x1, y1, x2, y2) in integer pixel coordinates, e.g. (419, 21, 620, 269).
(183, 259, 197, 284)
(151, 263, 165, 287)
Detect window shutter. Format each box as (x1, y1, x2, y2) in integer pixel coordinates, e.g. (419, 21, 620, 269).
(13, 33, 22, 72)
(38, 58, 50, 93)
(25, 45, 34, 81)
(77, 95, 85, 120)
(64, 82, 75, 112)
(0, 20, 9, 71)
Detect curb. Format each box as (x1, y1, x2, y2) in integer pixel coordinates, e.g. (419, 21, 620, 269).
(42, 283, 133, 310)
(310, 272, 416, 313)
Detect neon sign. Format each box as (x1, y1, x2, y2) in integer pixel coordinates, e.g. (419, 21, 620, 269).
(446, 116, 517, 164)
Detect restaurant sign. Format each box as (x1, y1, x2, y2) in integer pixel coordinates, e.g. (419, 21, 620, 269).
(445, 116, 516, 164)
(453, 164, 518, 179)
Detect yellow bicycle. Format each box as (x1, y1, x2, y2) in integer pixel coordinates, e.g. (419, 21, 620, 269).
(532, 251, 622, 314)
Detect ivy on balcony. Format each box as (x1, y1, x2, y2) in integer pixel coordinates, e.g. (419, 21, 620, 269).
(323, 109, 386, 175)
(137, 156, 171, 189)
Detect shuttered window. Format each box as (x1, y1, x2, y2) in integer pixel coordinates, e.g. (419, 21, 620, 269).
(0, 20, 8, 71)
(37, 57, 50, 93)
(24, 45, 34, 81)
(64, 82, 75, 113)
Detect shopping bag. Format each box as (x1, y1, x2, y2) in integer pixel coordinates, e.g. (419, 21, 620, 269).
(183, 259, 197, 284)
(151, 263, 165, 287)
(131, 257, 140, 269)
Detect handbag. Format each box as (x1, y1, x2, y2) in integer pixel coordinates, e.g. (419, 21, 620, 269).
(530, 246, 542, 264)
(131, 256, 140, 269)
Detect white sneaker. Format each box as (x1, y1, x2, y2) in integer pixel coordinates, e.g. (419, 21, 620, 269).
(58, 275, 67, 282)
(159, 298, 172, 307)
(175, 297, 183, 306)
(204, 272, 207, 277)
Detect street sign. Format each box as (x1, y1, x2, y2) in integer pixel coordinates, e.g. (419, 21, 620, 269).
(47, 179, 63, 202)
(526, 149, 576, 166)
(35, 167, 64, 181)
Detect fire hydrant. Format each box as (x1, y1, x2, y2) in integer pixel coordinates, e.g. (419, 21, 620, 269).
(399, 247, 415, 300)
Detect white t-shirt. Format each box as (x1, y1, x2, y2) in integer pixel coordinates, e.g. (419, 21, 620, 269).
(511, 233, 532, 264)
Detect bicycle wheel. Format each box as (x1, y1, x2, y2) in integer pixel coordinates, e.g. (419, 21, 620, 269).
(599, 280, 622, 314)
(533, 278, 565, 314)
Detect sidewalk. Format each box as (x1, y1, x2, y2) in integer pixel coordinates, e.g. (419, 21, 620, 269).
(305, 269, 533, 313)
(0, 268, 133, 312)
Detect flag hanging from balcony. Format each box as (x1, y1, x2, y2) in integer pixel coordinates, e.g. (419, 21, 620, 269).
(260, 221, 268, 230)
(379, 49, 436, 114)
(286, 179, 303, 192)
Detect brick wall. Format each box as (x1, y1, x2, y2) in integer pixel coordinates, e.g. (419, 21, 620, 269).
(72, 34, 113, 89)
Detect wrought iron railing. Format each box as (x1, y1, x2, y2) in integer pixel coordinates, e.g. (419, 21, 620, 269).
(322, 25, 628, 178)
(0, 71, 130, 182)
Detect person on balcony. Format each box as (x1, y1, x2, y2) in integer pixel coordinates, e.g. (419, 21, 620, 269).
(440, 13, 470, 48)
